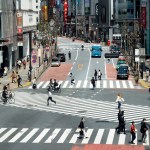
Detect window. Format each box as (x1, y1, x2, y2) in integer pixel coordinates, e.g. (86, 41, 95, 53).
(29, 15, 33, 23)
(36, 0, 38, 2)
(36, 6, 38, 9)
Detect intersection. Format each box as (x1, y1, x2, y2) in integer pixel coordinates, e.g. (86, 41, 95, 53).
(0, 37, 149, 150)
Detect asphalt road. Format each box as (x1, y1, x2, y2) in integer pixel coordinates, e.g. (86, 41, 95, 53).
(0, 37, 149, 150)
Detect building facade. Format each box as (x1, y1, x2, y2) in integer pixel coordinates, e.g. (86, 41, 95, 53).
(16, 0, 38, 59)
(0, 0, 17, 70)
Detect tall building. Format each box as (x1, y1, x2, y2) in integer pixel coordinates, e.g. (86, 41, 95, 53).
(0, 0, 17, 70)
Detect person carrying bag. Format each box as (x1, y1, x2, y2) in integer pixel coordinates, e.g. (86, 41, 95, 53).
(32, 77, 37, 89)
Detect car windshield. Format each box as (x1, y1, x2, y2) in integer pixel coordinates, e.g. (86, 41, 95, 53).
(117, 60, 126, 65)
(118, 68, 128, 73)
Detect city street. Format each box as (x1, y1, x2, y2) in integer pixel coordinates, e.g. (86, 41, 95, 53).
(0, 38, 149, 150)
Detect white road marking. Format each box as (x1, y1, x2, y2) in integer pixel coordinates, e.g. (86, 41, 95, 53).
(118, 133, 126, 145)
(45, 129, 61, 143)
(83, 80, 88, 88)
(33, 128, 50, 143)
(20, 128, 39, 143)
(94, 129, 104, 144)
(9, 128, 28, 143)
(69, 128, 80, 143)
(105, 61, 107, 79)
(81, 129, 93, 144)
(0, 128, 17, 142)
(75, 50, 78, 60)
(112, 59, 115, 68)
(85, 49, 91, 80)
(57, 129, 72, 143)
(76, 80, 81, 88)
(106, 129, 115, 144)
(42, 81, 49, 88)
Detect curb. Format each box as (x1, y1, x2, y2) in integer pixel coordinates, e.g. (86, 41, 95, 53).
(139, 79, 149, 88)
(22, 82, 32, 87)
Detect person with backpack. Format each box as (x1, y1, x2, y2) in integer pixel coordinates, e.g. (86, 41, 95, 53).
(17, 75, 23, 87)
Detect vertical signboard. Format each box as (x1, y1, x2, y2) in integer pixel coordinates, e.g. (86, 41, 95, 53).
(16, 12, 23, 44)
(141, 0, 146, 29)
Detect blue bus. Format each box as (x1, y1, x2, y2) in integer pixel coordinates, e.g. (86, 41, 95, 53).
(91, 45, 102, 58)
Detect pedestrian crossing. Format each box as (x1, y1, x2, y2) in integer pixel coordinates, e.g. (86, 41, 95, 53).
(28, 80, 141, 89)
(3, 92, 150, 123)
(58, 47, 109, 51)
(0, 127, 149, 145)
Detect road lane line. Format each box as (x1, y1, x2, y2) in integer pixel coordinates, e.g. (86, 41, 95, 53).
(105, 61, 107, 79)
(143, 131, 149, 146)
(75, 49, 78, 61)
(9, 128, 28, 143)
(82, 129, 93, 144)
(94, 129, 104, 144)
(0, 128, 18, 142)
(33, 128, 50, 143)
(118, 133, 126, 145)
(112, 59, 115, 68)
(106, 129, 115, 144)
(57, 129, 72, 143)
(85, 49, 91, 80)
(45, 129, 61, 143)
(20, 128, 39, 143)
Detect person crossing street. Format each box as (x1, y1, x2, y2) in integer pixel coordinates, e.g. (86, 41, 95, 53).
(68, 51, 71, 60)
(115, 93, 124, 109)
(140, 118, 148, 143)
(98, 69, 102, 80)
(47, 90, 56, 106)
(130, 121, 136, 144)
(70, 73, 75, 85)
(94, 69, 97, 81)
(91, 77, 96, 89)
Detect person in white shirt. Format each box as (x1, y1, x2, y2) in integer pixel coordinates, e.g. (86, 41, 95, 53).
(115, 93, 124, 109)
(98, 69, 102, 80)
(47, 90, 56, 106)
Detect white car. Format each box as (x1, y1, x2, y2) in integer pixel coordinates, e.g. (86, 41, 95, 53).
(51, 57, 61, 67)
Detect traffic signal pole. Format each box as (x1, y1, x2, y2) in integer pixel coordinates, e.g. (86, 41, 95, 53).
(29, 31, 32, 82)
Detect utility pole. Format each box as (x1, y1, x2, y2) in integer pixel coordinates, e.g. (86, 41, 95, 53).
(29, 31, 32, 82)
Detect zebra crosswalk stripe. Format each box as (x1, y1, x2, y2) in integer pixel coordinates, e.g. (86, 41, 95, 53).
(20, 128, 39, 143)
(9, 128, 28, 143)
(28, 80, 140, 89)
(0, 128, 149, 145)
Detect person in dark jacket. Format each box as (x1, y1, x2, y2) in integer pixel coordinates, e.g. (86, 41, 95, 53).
(140, 118, 148, 143)
(94, 69, 97, 81)
(78, 117, 85, 130)
(91, 77, 96, 89)
(17, 75, 23, 87)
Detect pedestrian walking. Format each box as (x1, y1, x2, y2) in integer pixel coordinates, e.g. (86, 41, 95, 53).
(91, 77, 96, 89)
(98, 69, 102, 80)
(22, 60, 26, 69)
(17, 75, 23, 87)
(70, 73, 75, 85)
(115, 93, 124, 109)
(130, 121, 136, 144)
(140, 118, 148, 143)
(68, 51, 71, 60)
(32, 77, 37, 89)
(11, 71, 16, 83)
(47, 90, 56, 106)
(134, 74, 139, 85)
(78, 117, 85, 130)
(94, 69, 97, 81)
(78, 128, 84, 139)
(17, 60, 22, 69)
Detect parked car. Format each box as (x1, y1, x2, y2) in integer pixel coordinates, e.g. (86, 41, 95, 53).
(56, 53, 66, 62)
(51, 57, 61, 67)
(117, 64, 129, 80)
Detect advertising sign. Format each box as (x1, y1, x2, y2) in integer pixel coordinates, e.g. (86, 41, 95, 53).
(16, 12, 23, 43)
(32, 50, 37, 64)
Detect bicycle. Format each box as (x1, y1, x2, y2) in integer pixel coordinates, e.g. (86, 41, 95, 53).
(0, 91, 15, 99)
(1, 91, 15, 104)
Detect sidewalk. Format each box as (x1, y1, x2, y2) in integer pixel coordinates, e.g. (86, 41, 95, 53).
(139, 79, 150, 88)
(0, 64, 31, 91)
